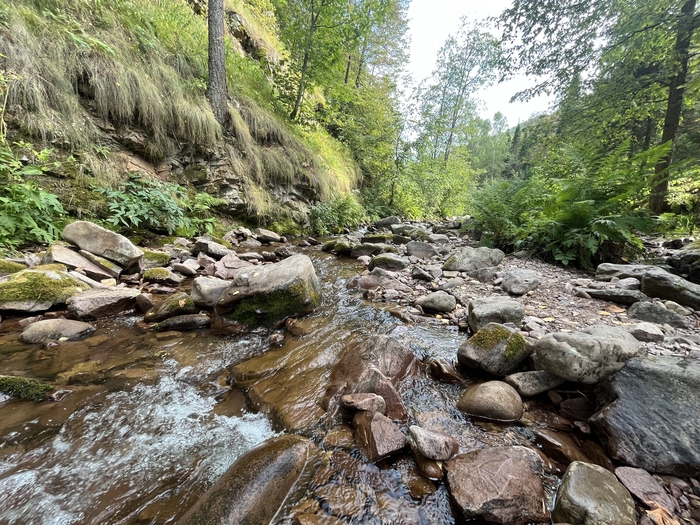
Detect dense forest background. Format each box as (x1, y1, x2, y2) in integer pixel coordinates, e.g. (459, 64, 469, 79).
(0, 0, 698, 269)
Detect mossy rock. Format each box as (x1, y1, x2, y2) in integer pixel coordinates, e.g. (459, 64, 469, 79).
(0, 259, 26, 276)
(458, 323, 531, 377)
(143, 267, 174, 282)
(0, 375, 53, 401)
(144, 292, 196, 322)
(333, 241, 355, 256)
(142, 249, 172, 269)
(0, 269, 90, 312)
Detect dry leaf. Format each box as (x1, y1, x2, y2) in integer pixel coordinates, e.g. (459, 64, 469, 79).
(179, 299, 186, 307)
(598, 311, 611, 316)
(543, 317, 556, 322)
(645, 501, 680, 525)
(538, 305, 548, 309)
(605, 305, 626, 314)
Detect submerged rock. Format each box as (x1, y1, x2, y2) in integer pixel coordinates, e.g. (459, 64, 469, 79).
(354, 268, 412, 293)
(446, 446, 548, 524)
(152, 314, 211, 331)
(144, 292, 196, 322)
(408, 425, 458, 461)
(217, 254, 321, 325)
(535, 325, 644, 384)
(552, 461, 635, 525)
(590, 356, 700, 476)
(19, 318, 95, 343)
(0, 269, 89, 312)
(63, 220, 143, 267)
(0, 375, 53, 401)
(178, 435, 319, 525)
(458, 323, 531, 376)
(67, 288, 141, 319)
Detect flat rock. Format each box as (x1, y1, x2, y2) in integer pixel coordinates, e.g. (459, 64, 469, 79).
(446, 446, 548, 524)
(217, 255, 321, 325)
(552, 461, 636, 525)
(406, 241, 438, 260)
(504, 370, 565, 397)
(411, 267, 433, 281)
(590, 356, 700, 476)
(595, 263, 659, 281)
(415, 290, 456, 313)
(580, 288, 649, 305)
(152, 314, 211, 331)
(67, 287, 141, 319)
(144, 292, 196, 322)
(626, 322, 665, 342)
(191, 238, 233, 259)
(191, 276, 231, 307)
(501, 269, 541, 295)
(0, 269, 90, 312)
(254, 227, 282, 243)
(350, 243, 383, 258)
(443, 246, 505, 273)
(408, 425, 458, 461)
(468, 297, 525, 332)
(535, 325, 644, 384)
(374, 216, 401, 228)
(353, 410, 407, 462)
(458, 323, 531, 376)
(615, 466, 678, 513)
(368, 253, 409, 272)
(43, 244, 114, 281)
(63, 221, 143, 267)
(20, 318, 95, 343)
(172, 259, 200, 276)
(457, 381, 523, 422)
(641, 268, 700, 310)
(355, 268, 412, 293)
(340, 393, 386, 414)
(177, 435, 318, 525)
(427, 233, 449, 244)
(627, 301, 692, 328)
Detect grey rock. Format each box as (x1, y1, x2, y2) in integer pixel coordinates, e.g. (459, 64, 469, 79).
(504, 370, 566, 397)
(616, 277, 641, 290)
(172, 259, 200, 276)
(408, 425, 458, 461)
(501, 269, 541, 295)
(191, 276, 230, 307)
(628, 301, 692, 328)
(192, 238, 233, 259)
(152, 314, 211, 331)
(78, 251, 123, 278)
(414, 291, 456, 313)
(596, 263, 659, 282)
(670, 243, 700, 283)
(43, 244, 113, 281)
(590, 356, 700, 476)
(472, 267, 498, 283)
(374, 216, 401, 229)
(552, 461, 636, 525)
(458, 323, 531, 376)
(355, 268, 412, 293)
(641, 268, 700, 310)
(664, 300, 692, 316)
(67, 288, 141, 319)
(390, 223, 415, 236)
(178, 435, 318, 525)
(217, 254, 322, 325)
(580, 288, 649, 305)
(350, 243, 383, 258)
(468, 296, 525, 332)
(254, 227, 282, 243)
(144, 292, 196, 322)
(20, 318, 95, 343)
(142, 267, 184, 285)
(63, 221, 143, 267)
(457, 381, 523, 422)
(214, 253, 253, 279)
(368, 253, 409, 272)
(406, 241, 439, 260)
(626, 322, 665, 342)
(446, 446, 548, 524)
(536, 325, 644, 384)
(443, 246, 505, 273)
(411, 267, 434, 281)
(239, 238, 262, 249)
(427, 234, 449, 244)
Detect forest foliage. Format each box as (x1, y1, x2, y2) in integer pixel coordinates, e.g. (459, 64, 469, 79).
(0, 0, 698, 267)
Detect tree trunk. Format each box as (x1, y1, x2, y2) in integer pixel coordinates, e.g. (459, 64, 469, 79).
(344, 55, 352, 84)
(650, 0, 696, 214)
(290, 37, 313, 121)
(207, 0, 228, 126)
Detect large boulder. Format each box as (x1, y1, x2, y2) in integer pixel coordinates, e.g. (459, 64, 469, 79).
(640, 268, 700, 310)
(177, 435, 319, 525)
(67, 288, 141, 319)
(254, 227, 282, 243)
(414, 290, 456, 313)
(552, 461, 636, 525)
(368, 253, 409, 272)
(63, 221, 143, 267)
(458, 323, 531, 376)
(535, 325, 644, 384)
(501, 269, 541, 295)
(443, 247, 505, 273)
(0, 269, 89, 312)
(468, 297, 525, 332)
(627, 301, 692, 328)
(216, 254, 321, 325)
(595, 263, 659, 281)
(19, 318, 95, 343)
(374, 216, 401, 229)
(144, 292, 196, 322)
(405, 241, 438, 260)
(446, 446, 549, 524)
(191, 276, 230, 307)
(671, 242, 700, 283)
(590, 356, 700, 476)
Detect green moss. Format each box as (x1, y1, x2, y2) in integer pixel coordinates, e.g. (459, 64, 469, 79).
(469, 324, 526, 361)
(142, 249, 171, 265)
(0, 270, 89, 304)
(504, 333, 526, 361)
(0, 259, 26, 275)
(32, 264, 68, 272)
(269, 217, 303, 237)
(0, 375, 53, 401)
(143, 268, 171, 281)
(81, 252, 122, 272)
(226, 279, 321, 326)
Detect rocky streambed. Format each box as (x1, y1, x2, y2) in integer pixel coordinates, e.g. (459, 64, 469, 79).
(0, 219, 699, 524)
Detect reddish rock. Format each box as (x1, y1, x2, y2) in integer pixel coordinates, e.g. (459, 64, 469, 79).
(408, 425, 459, 461)
(615, 466, 679, 514)
(340, 393, 386, 414)
(353, 411, 407, 462)
(446, 446, 549, 524)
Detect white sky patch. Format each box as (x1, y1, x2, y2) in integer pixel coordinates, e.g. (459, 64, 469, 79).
(405, 0, 554, 127)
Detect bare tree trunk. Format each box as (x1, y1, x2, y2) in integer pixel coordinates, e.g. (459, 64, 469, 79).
(290, 36, 313, 120)
(650, 0, 696, 214)
(207, 0, 228, 126)
(344, 55, 352, 84)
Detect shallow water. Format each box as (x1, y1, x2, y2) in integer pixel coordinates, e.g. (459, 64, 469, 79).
(0, 250, 556, 524)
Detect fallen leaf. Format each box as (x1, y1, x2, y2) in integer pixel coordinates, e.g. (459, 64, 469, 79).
(598, 311, 611, 316)
(538, 305, 548, 309)
(645, 501, 680, 525)
(543, 317, 556, 322)
(179, 299, 186, 307)
(605, 305, 626, 314)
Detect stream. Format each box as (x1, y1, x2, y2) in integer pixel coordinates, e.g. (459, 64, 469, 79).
(1, 249, 565, 524)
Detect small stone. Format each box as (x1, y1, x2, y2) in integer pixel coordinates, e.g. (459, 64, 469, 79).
(340, 393, 386, 414)
(20, 318, 95, 343)
(408, 425, 459, 461)
(504, 370, 565, 397)
(353, 411, 407, 462)
(457, 381, 523, 422)
(414, 291, 456, 313)
(626, 322, 665, 342)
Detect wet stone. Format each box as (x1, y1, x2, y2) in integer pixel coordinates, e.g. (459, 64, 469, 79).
(353, 411, 407, 462)
(458, 322, 531, 377)
(456, 381, 523, 422)
(628, 301, 692, 328)
(67, 287, 141, 319)
(408, 425, 458, 461)
(20, 318, 95, 343)
(340, 393, 385, 414)
(614, 466, 679, 514)
(504, 370, 565, 397)
(152, 314, 210, 331)
(144, 292, 196, 322)
(313, 484, 368, 519)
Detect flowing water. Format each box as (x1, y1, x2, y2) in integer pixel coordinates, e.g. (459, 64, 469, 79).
(0, 250, 555, 524)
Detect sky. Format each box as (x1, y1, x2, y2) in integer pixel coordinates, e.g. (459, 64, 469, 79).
(405, 0, 554, 127)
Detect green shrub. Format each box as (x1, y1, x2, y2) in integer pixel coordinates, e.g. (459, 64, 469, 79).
(310, 192, 367, 235)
